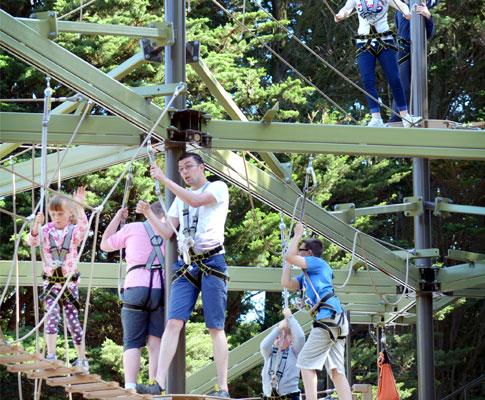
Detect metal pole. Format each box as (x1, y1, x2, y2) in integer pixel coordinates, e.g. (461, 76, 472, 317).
(165, 0, 186, 393)
(410, 1, 435, 398)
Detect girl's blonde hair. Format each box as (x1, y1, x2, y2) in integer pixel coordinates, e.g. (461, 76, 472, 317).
(48, 195, 76, 224)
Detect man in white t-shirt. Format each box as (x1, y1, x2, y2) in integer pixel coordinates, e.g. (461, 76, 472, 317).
(135, 152, 230, 397)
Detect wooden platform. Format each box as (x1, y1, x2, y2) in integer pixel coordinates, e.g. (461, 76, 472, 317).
(0, 340, 152, 399)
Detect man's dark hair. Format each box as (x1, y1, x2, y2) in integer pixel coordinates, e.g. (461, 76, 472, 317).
(302, 238, 324, 257)
(178, 152, 204, 165)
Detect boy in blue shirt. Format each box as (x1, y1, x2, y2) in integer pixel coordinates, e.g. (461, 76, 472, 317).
(282, 222, 351, 400)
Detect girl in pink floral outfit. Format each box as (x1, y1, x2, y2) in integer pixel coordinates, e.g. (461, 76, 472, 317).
(27, 186, 89, 372)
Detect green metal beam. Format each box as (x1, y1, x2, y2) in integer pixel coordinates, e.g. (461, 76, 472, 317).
(204, 120, 485, 160)
(447, 249, 485, 263)
(0, 261, 399, 298)
(0, 143, 20, 160)
(0, 145, 144, 196)
(0, 10, 168, 139)
(18, 17, 174, 44)
(128, 83, 183, 98)
(0, 113, 142, 145)
(438, 262, 485, 292)
(434, 197, 485, 217)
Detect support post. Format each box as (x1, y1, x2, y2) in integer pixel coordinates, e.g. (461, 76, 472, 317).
(410, 1, 436, 398)
(165, 0, 186, 393)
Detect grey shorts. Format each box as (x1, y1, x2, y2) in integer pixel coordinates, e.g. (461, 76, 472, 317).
(296, 313, 349, 375)
(121, 287, 164, 350)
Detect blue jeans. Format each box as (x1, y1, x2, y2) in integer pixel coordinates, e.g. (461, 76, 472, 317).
(390, 49, 411, 121)
(356, 41, 407, 114)
(168, 254, 228, 329)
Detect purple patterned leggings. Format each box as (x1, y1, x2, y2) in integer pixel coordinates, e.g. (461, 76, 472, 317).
(43, 285, 84, 345)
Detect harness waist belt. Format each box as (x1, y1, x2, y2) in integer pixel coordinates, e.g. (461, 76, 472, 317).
(173, 245, 229, 289)
(42, 271, 80, 283)
(262, 391, 300, 400)
(354, 30, 394, 41)
(127, 264, 163, 274)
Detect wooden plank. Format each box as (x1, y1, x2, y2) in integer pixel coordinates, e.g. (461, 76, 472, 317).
(7, 359, 63, 372)
(0, 353, 40, 364)
(27, 366, 83, 378)
(83, 388, 132, 398)
(66, 381, 119, 393)
(0, 344, 23, 354)
(46, 373, 101, 386)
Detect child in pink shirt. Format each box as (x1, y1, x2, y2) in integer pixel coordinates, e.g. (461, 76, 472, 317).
(100, 202, 165, 390)
(27, 186, 89, 373)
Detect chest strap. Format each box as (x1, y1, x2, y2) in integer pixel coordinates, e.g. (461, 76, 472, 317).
(49, 224, 75, 267)
(268, 347, 289, 391)
(172, 245, 228, 290)
(182, 182, 210, 242)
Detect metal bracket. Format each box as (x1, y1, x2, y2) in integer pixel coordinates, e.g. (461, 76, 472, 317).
(186, 40, 200, 64)
(403, 196, 423, 217)
(140, 22, 170, 63)
(32, 11, 58, 39)
(393, 248, 440, 260)
(261, 102, 279, 124)
(434, 197, 452, 218)
(333, 203, 356, 224)
(167, 109, 212, 147)
(418, 266, 440, 292)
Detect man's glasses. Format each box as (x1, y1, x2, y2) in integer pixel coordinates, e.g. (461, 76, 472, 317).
(299, 247, 309, 252)
(178, 163, 199, 173)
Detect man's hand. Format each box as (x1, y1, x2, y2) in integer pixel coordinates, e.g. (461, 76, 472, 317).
(283, 307, 292, 319)
(135, 200, 150, 216)
(150, 165, 166, 184)
(294, 222, 304, 238)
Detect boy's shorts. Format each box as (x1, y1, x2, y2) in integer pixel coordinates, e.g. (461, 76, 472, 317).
(121, 286, 164, 350)
(296, 313, 348, 375)
(168, 254, 228, 329)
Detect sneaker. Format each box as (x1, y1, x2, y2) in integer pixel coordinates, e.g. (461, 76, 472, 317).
(367, 116, 385, 127)
(402, 113, 423, 128)
(45, 354, 57, 361)
(136, 381, 165, 395)
(208, 385, 230, 398)
(72, 358, 89, 374)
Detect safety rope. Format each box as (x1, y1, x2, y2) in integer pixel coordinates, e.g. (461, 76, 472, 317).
(117, 165, 133, 299)
(57, 0, 96, 21)
(39, 77, 53, 214)
(299, 155, 317, 222)
(209, 0, 358, 124)
(279, 212, 289, 309)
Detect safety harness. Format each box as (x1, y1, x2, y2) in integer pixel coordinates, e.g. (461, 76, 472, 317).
(172, 183, 229, 289)
(354, 25, 398, 58)
(172, 245, 229, 290)
(40, 225, 81, 310)
(268, 346, 289, 393)
(301, 270, 348, 341)
(122, 221, 165, 312)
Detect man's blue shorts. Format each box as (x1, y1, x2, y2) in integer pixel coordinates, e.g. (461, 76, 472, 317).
(121, 287, 164, 350)
(168, 254, 228, 329)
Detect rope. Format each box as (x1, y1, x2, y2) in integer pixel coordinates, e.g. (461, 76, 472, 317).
(279, 212, 289, 308)
(247, 0, 411, 123)
(209, 0, 358, 124)
(117, 166, 133, 298)
(335, 230, 359, 289)
(57, 0, 97, 21)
